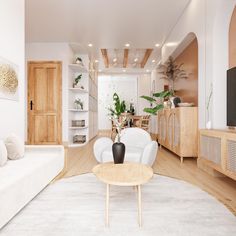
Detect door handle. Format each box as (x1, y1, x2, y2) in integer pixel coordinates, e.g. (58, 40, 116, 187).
(30, 100, 34, 110)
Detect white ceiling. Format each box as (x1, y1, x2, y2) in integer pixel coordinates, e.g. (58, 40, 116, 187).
(26, 0, 190, 71)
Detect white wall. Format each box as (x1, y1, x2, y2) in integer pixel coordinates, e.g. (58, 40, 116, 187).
(0, 0, 25, 140)
(149, 69, 166, 134)
(98, 75, 138, 130)
(26, 43, 74, 142)
(160, 0, 236, 129)
(137, 74, 152, 115)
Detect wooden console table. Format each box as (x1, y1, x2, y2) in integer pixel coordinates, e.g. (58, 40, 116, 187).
(198, 129, 236, 181)
(158, 107, 198, 163)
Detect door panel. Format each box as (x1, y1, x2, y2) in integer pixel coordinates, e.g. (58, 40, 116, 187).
(47, 115, 57, 143)
(47, 68, 58, 112)
(34, 68, 47, 112)
(28, 61, 62, 145)
(34, 115, 47, 143)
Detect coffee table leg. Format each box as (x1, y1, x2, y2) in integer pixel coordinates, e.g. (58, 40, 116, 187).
(106, 184, 110, 227)
(138, 185, 142, 227)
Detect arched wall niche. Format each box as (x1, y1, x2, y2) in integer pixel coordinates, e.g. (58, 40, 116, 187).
(229, 7, 236, 68)
(170, 32, 199, 106)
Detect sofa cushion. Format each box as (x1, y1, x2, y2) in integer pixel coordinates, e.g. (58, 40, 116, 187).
(5, 134, 24, 160)
(0, 141, 7, 167)
(102, 145, 143, 163)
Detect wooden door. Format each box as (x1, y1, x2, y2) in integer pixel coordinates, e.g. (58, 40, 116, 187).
(28, 61, 62, 144)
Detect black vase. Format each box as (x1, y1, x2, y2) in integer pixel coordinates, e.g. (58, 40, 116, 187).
(112, 142, 125, 164)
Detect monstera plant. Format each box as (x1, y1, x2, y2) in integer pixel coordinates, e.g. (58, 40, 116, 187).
(141, 90, 173, 115)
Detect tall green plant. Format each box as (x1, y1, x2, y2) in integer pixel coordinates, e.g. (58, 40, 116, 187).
(141, 90, 173, 115)
(108, 93, 126, 117)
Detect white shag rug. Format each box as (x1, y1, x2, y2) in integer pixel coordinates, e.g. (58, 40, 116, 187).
(1, 174, 236, 236)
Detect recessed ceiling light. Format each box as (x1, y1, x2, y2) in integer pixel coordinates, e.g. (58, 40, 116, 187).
(123, 69, 126, 72)
(113, 58, 117, 62)
(134, 58, 138, 62)
(152, 59, 156, 63)
(88, 43, 93, 47)
(125, 43, 130, 47)
(155, 43, 160, 47)
(95, 60, 99, 63)
(146, 69, 150, 73)
(166, 42, 178, 47)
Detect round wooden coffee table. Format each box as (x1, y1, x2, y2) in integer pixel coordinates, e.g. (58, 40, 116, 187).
(92, 162, 153, 227)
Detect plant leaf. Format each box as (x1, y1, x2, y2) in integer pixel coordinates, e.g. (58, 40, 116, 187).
(143, 108, 158, 115)
(140, 95, 156, 102)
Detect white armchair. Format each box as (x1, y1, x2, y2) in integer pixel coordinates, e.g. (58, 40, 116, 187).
(93, 128, 158, 166)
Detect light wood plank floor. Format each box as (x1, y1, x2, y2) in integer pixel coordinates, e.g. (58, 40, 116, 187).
(64, 135, 236, 216)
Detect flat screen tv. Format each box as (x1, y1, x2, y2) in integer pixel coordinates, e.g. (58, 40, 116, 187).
(227, 67, 236, 127)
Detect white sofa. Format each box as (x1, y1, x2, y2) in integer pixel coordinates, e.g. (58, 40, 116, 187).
(94, 128, 158, 166)
(0, 145, 64, 229)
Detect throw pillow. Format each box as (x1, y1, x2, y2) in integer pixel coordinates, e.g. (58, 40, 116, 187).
(5, 134, 25, 160)
(0, 140, 7, 166)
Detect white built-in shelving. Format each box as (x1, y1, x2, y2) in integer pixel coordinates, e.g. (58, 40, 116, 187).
(68, 88, 88, 93)
(68, 109, 89, 112)
(69, 126, 88, 130)
(68, 63, 88, 72)
(67, 49, 98, 147)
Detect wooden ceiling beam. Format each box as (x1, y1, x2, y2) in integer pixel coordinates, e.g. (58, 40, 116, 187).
(123, 49, 129, 68)
(141, 49, 153, 68)
(101, 49, 109, 68)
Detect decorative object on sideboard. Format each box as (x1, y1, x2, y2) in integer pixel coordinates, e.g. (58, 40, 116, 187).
(0, 57, 19, 101)
(72, 120, 85, 127)
(141, 90, 173, 115)
(73, 74, 82, 88)
(158, 56, 188, 93)
(75, 57, 84, 66)
(73, 135, 86, 144)
(206, 83, 213, 129)
(74, 98, 83, 110)
(172, 97, 181, 107)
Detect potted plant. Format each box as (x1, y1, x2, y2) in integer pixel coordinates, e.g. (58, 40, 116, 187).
(140, 90, 173, 115)
(73, 74, 82, 88)
(74, 98, 83, 110)
(107, 93, 127, 164)
(158, 56, 188, 94)
(75, 57, 84, 66)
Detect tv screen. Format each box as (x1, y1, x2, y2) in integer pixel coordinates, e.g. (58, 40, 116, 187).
(227, 67, 236, 127)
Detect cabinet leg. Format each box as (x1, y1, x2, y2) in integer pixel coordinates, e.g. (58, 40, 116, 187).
(180, 156, 184, 163)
